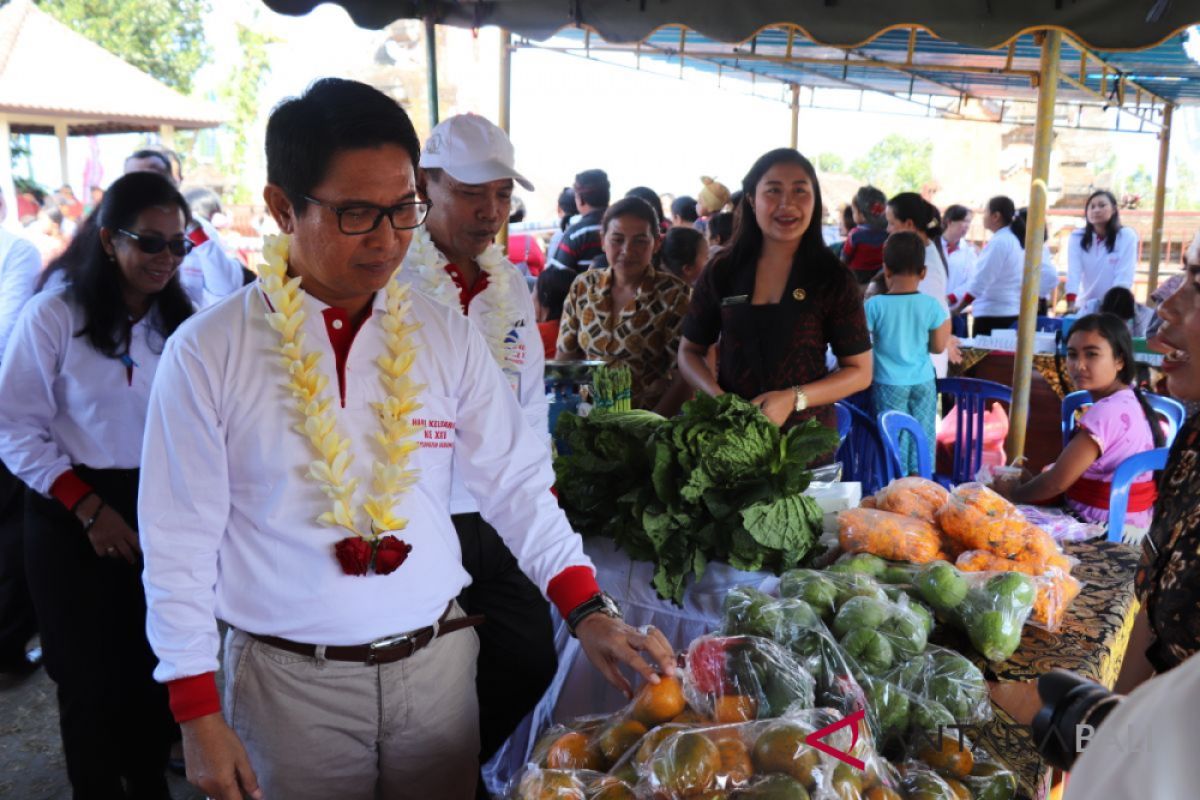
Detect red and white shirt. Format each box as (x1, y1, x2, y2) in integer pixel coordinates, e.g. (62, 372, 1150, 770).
(397, 237, 548, 516)
(0, 289, 165, 509)
(138, 282, 597, 721)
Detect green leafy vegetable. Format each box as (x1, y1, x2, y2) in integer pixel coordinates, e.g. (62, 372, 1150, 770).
(555, 393, 840, 604)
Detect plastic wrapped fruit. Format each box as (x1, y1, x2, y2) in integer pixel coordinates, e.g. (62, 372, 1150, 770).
(683, 635, 816, 722)
(510, 767, 590, 800)
(648, 731, 722, 797)
(936, 483, 1028, 557)
(867, 477, 950, 524)
(838, 508, 944, 564)
(631, 675, 688, 727)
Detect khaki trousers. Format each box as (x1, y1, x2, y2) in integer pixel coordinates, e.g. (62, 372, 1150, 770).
(223, 603, 480, 800)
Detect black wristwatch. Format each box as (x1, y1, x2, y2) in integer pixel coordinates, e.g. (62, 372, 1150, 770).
(566, 592, 622, 637)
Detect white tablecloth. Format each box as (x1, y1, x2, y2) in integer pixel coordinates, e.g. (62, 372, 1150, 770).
(483, 537, 777, 794)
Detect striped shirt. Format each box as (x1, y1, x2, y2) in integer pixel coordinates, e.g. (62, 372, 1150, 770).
(548, 209, 604, 271)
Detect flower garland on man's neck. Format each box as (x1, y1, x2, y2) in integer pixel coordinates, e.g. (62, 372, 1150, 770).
(404, 225, 519, 372)
(258, 234, 425, 576)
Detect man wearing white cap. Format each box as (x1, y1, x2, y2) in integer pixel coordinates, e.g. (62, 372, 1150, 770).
(397, 113, 555, 779)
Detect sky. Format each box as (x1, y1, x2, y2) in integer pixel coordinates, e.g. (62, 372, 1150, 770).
(18, 1, 1196, 225)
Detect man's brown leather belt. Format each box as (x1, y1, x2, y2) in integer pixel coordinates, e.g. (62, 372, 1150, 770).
(250, 606, 485, 665)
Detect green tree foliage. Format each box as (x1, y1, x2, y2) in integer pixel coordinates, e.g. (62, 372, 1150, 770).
(815, 152, 845, 173)
(849, 134, 934, 197)
(1125, 164, 1154, 206)
(218, 23, 276, 202)
(37, 0, 210, 94)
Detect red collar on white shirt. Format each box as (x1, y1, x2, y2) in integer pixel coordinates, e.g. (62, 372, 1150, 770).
(443, 264, 489, 314)
(321, 306, 372, 407)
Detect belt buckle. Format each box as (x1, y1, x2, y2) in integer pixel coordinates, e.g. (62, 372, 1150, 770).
(367, 631, 415, 664)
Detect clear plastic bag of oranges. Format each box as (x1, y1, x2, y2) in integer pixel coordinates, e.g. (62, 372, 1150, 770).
(633, 709, 899, 800)
(682, 634, 816, 726)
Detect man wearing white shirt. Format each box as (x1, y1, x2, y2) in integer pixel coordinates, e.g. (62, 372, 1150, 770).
(138, 78, 673, 800)
(124, 149, 246, 308)
(0, 192, 42, 677)
(396, 114, 556, 776)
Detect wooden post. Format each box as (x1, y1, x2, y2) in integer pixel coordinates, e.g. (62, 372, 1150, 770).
(789, 84, 800, 148)
(55, 122, 69, 188)
(1007, 30, 1061, 462)
(498, 28, 512, 247)
(0, 116, 16, 230)
(425, 16, 440, 130)
(1147, 104, 1174, 295)
(158, 124, 175, 150)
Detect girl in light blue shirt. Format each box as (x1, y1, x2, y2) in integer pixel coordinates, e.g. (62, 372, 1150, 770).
(866, 232, 951, 474)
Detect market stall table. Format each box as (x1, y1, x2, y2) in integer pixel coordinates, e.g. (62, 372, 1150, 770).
(488, 538, 1140, 799)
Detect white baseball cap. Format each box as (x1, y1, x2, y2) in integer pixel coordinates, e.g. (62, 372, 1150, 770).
(420, 113, 534, 191)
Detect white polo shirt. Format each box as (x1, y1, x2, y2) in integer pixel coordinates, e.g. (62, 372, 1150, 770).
(138, 281, 597, 698)
(1066, 226, 1138, 311)
(965, 226, 1025, 318)
(397, 231, 549, 516)
(0, 289, 165, 505)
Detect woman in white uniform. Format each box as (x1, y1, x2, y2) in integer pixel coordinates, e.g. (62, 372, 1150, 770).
(885, 192, 951, 377)
(951, 196, 1026, 336)
(0, 172, 194, 798)
(942, 204, 976, 337)
(1066, 189, 1138, 314)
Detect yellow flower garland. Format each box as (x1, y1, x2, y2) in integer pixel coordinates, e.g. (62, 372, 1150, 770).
(258, 234, 424, 544)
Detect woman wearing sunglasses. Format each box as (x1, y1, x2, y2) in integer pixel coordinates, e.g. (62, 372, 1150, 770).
(0, 171, 193, 798)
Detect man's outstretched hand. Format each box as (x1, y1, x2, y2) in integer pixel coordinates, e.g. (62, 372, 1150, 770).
(576, 614, 677, 698)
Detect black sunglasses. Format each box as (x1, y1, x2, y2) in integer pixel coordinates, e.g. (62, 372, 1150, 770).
(117, 229, 194, 257)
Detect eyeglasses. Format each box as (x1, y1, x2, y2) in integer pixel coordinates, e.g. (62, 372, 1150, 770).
(116, 229, 194, 257)
(303, 195, 432, 235)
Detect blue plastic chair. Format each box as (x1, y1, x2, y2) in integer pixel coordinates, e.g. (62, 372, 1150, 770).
(1062, 390, 1184, 448)
(834, 402, 852, 440)
(1009, 316, 1063, 333)
(1060, 390, 1092, 448)
(837, 401, 890, 496)
(878, 410, 933, 482)
(1107, 447, 1169, 541)
(935, 378, 1013, 485)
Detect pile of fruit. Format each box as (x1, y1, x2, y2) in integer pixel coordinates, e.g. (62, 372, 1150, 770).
(514, 657, 1016, 800)
(841, 479, 1082, 632)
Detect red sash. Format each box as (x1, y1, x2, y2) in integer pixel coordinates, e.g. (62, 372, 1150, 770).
(1066, 475, 1158, 512)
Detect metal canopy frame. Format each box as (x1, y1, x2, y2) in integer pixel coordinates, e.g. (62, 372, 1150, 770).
(516, 24, 1191, 133)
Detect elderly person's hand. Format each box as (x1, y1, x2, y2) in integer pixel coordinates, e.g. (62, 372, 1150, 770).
(576, 615, 677, 699)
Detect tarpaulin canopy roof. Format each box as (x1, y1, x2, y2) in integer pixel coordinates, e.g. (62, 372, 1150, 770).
(526, 24, 1200, 129)
(263, 0, 1199, 51)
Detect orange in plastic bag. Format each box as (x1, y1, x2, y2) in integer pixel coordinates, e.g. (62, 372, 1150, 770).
(839, 508, 944, 564)
(870, 477, 951, 524)
(936, 483, 1030, 557)
(1031, 570, 1082, 631)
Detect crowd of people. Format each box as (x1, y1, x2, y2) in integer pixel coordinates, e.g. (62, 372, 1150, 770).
(0, 75, 1195, 800)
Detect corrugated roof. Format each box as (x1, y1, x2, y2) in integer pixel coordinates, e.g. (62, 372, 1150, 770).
(263, 0, 1199, 52)
(0, 0, 225, 135)
(530, 25, 1200, 128)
